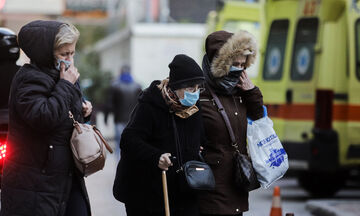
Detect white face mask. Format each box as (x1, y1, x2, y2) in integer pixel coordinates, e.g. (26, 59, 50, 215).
(55, 59, 71, 71)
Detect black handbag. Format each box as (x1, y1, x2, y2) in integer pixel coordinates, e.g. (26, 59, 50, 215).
(208, 86, 260, 192)
(182, 159, 215, 190)
(171, 115, 215, 190)
(233, 151, 260, 191)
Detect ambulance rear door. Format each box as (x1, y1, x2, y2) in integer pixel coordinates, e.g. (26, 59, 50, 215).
(346, 0, 360, 164)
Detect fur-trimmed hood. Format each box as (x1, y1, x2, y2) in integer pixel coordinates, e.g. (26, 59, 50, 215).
(206, 30, 258, 78)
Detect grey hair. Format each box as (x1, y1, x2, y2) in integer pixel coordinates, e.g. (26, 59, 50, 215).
(54, 23, 80, 50)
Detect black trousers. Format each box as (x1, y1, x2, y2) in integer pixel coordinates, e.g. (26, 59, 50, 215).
(64, 178, 89, 216)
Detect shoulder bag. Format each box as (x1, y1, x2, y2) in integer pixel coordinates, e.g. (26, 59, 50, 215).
(171, 115, 215, 190)
(69, 111, 113, 177)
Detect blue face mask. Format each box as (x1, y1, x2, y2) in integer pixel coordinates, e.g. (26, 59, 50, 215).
(55, 59, 71, 71)
(180, 90, 200, 107)
(230, 65, 244, 72)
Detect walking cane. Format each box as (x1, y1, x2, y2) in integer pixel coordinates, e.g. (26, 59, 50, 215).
(162, 170, 170, 216)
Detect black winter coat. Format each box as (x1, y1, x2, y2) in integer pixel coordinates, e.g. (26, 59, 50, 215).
(113, 81, 205, 215)
(0, 20, 91, 216)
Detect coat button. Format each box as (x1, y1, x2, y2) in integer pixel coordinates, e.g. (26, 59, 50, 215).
(217, 161, 220, 164)
(235, 112, 238, 116)
(49, 145, 53, 149)
(236, 208, 239, 212)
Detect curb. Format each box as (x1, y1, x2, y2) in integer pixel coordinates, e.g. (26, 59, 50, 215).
(306, 200, 360, 216)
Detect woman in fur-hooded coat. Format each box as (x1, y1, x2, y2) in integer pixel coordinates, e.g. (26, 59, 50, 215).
(198, 30, 264, 216)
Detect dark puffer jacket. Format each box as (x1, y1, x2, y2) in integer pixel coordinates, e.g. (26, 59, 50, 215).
(113, 81, 206, 215)
(0, 20, 91, 216)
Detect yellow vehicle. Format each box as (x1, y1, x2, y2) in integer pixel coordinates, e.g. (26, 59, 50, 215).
(206, 0, 265, 82)
(209, 0, 360, 196)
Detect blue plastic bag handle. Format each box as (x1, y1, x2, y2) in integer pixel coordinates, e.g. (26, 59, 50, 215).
(248, 105, 267, 125)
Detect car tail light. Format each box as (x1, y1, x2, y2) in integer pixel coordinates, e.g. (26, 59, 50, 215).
(0, 142, 6, 159)
(314, 90, 334, 129)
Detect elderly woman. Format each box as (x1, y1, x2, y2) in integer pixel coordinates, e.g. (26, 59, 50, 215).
(1, 20, 92, 216)
(113, 54, 206, 216)
(198, 30, 264, 216)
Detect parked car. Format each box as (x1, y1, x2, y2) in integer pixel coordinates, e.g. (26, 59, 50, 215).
(0, 27, 20, 185)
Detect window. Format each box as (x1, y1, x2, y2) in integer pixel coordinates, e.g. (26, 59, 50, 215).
(290, 18, 319, 81)
(263, 20, 289, 80)
(356, 19, 360, 80)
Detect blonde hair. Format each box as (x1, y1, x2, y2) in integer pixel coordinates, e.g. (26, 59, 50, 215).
(54, 23, 80, 50)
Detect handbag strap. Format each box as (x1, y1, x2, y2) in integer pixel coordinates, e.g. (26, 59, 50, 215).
(93, 126, 114, 153)
(207, 85, 239, 151)
(171, 114, 184, 171)
(171, 115, 206, 170)
(69, 111, 82, 133)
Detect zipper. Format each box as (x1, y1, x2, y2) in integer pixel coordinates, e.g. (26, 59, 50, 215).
(233, 96, 242, 103)
(41, 145, 54, 173)
(199, 98, 215, 106)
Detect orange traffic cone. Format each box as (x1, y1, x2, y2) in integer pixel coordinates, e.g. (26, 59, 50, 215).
(270, 186, 282, 216)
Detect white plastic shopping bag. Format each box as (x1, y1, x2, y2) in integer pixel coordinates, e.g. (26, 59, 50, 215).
(247, 106, 288, 188)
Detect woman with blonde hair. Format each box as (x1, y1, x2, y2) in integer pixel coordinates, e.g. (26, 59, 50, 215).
(1, 20, 92, 216)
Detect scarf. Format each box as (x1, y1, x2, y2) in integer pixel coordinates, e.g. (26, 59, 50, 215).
(157, 79, 199, 119)
(202, 54, 241, 96)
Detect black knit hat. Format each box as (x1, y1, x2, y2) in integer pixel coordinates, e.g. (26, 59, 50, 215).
(168, 54, 205, 90)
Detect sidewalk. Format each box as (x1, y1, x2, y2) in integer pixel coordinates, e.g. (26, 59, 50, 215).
(85, 141, 126, 216)
(306, 200, 360, 216)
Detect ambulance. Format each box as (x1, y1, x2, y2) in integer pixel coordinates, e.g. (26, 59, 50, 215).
(209, 0, 360, 196)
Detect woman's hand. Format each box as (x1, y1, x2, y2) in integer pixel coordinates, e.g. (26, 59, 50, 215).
(60, 62, 79, 84)
(82, 100, 92, 118)
(236, 70, 254, 91)
(158, 153, 173, 171)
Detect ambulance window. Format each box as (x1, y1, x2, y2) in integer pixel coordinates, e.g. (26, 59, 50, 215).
(263, 20, 289, 80)
(356, 19, 360, 80)
(223, 21, 261, 35)
(290, 18, 319, 81)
